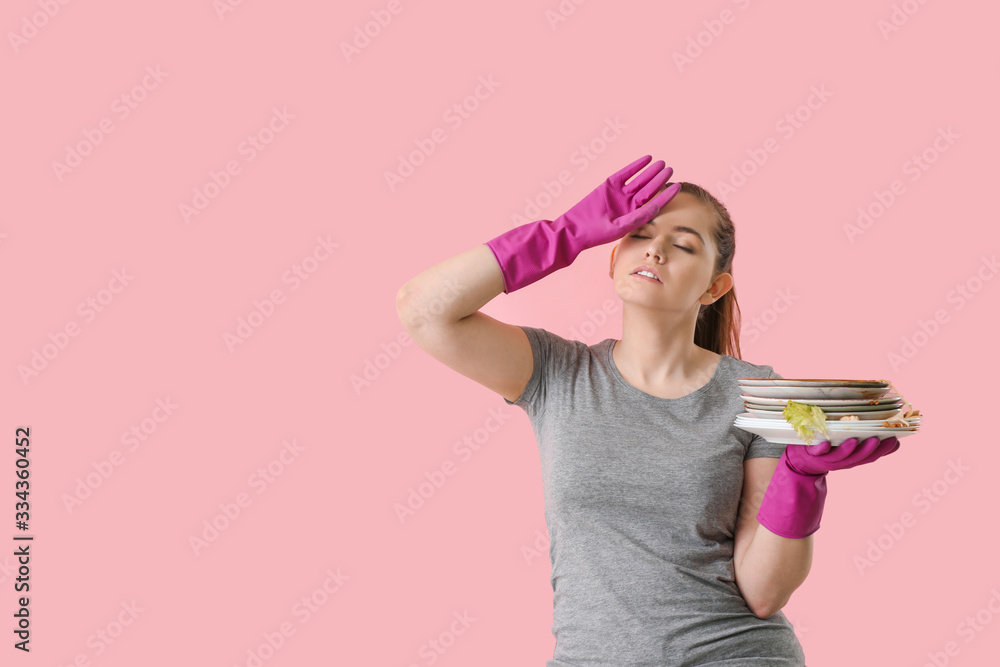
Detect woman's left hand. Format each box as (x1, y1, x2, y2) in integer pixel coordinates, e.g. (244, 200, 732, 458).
(756, 436, 901, 539)
(782, 435, 899, 475)
(783, 436, 900, 477)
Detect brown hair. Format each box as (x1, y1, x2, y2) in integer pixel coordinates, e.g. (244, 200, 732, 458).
(675, 182, 742, 360)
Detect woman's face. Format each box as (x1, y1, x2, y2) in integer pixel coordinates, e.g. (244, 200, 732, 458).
(608, 191, 732, 313)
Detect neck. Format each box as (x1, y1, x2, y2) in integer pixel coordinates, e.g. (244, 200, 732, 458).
(614, 304, 708, 386)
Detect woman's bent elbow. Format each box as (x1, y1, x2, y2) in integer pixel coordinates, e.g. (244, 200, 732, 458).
(745, 593, 785, 619)
(750, 602, 780, 619)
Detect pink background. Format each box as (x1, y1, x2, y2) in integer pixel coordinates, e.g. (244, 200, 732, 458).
(2, 0, 998, 665)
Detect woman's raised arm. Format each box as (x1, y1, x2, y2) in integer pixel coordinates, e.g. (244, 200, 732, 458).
(396, 244, 533, 404)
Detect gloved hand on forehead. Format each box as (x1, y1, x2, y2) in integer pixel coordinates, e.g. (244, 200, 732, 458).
(756, 436, 900, 539)
(485, 155, 682, 294)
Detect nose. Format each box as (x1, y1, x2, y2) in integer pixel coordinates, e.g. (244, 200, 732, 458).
(644, 237, 667, 263)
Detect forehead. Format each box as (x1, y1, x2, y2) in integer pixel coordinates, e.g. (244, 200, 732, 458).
(642, 192, 712, 231)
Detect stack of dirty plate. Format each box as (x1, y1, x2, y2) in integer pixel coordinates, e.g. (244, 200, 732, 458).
(734, 378, 921, 446)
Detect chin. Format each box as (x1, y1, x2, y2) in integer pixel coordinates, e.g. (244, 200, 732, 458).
(615, 280, 666, 304)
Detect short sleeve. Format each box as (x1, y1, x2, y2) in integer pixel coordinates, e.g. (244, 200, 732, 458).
(503, 326, 549, 416)
(502, 325, 584, 420)
(744, 367, 788, 460)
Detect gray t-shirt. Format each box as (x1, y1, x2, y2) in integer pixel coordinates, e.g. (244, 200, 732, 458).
(504, 326, 806, 666)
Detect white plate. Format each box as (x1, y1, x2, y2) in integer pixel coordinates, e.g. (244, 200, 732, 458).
(745, 407, 906, 420)
(736, 418, 921, 429)
(741, 394, 902, 407)
(738, 379, 889, 388)
(735, 419, 920, 439)
(734, 418, 919, 446)
(734, 426, 919, 446)
(736, 412, 920, 425)
(739, 385, 891, 400)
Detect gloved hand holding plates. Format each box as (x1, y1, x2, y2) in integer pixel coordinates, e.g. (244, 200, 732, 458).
(741, 377, 920, 538)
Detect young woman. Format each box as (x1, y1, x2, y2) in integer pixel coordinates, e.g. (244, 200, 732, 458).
(396, 155, 899, 666)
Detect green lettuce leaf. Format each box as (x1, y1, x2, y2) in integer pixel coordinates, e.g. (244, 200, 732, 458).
(783, 400, 831, 445)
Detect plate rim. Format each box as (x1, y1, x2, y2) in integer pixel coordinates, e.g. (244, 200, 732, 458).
(740, 394, 902, 406)
(738, 379, 889, 387)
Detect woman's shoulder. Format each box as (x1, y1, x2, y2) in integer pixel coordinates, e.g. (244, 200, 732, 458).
(514, 326, 603, 373)
(520, 325, 608, 354)
(723, 354, 780, 380)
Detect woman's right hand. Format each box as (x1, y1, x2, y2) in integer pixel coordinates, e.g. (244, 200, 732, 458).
(484, 155, 682, 294)
(560, 154, 682, 250)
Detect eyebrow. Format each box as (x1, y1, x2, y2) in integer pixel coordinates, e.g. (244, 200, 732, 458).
(644, 220, 705, 246)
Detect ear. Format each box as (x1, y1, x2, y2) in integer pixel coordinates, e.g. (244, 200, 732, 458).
(700, 272, 734, 305)
(608, 244, 618, 279)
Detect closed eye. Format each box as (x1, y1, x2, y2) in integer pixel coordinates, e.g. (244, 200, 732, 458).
(629, 234, 694, 253)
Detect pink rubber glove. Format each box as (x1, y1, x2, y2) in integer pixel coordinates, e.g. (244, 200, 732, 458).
(756, 436, 901, 539)
(484, 155, 682, 294)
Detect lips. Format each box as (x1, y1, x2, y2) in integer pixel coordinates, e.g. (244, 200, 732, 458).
(631, 265, 662, 282)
